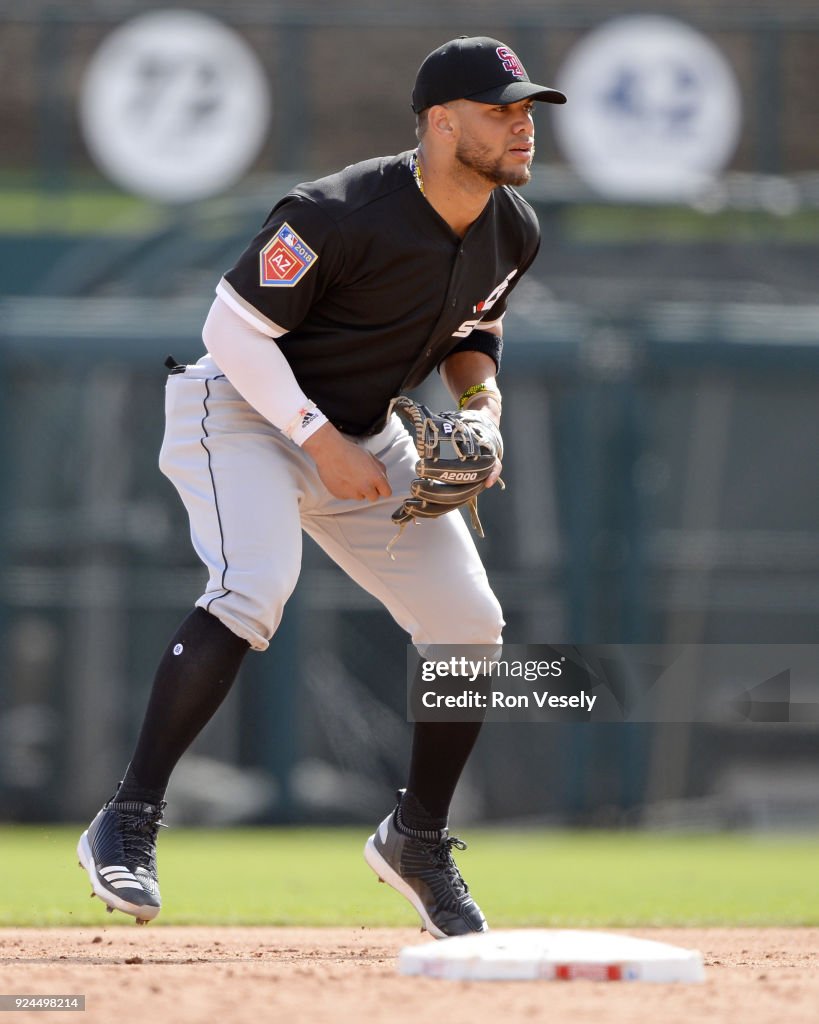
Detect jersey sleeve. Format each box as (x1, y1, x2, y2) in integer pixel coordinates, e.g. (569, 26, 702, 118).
(216, 196, 345, 337)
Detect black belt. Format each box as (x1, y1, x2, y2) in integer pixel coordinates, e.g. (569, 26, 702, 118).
(164, 354, 186, 375)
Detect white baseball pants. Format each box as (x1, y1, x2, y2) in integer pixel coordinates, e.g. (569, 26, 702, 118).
(158, 356, 504, 651)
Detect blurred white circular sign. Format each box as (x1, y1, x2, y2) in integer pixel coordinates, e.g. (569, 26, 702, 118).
(80, 9, 271, 202)
(553, 15, 742, 200)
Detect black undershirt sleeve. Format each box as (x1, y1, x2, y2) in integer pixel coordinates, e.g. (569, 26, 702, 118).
(442, 330, 504, 373)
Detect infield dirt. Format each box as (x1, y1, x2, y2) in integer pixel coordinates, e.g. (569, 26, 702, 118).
(1, 926, 816, 1023)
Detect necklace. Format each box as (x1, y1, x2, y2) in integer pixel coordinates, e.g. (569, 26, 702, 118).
(410, 149, 425, 196)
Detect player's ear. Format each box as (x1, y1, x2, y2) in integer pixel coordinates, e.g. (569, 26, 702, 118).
(427, 104, 456, 139)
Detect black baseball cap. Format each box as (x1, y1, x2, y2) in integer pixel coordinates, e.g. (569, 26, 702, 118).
(411, 36, 566, 114)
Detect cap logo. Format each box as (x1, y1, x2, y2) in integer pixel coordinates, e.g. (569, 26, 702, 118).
(496, 46, 525, 78)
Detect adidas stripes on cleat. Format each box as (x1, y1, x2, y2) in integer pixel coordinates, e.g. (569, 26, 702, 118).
(77, 798, 166, 923)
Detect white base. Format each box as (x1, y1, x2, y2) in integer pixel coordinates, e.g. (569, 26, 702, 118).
(399, 929, 704, 983)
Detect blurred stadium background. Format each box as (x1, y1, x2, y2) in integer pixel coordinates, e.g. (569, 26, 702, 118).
(1, 0, 817, 834)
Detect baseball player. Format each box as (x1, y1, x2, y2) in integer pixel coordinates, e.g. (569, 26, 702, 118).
(77, 36, 565, 937)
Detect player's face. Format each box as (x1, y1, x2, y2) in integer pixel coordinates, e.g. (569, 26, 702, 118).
(452, 99, 536, 187)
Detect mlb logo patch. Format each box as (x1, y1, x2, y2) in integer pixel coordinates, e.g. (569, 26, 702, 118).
(259, 223, 318, 287)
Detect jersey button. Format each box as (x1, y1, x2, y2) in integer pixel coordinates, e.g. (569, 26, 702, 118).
(451, 298, 457, 306)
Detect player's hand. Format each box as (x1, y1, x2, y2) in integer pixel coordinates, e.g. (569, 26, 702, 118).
(451, 393, 503, 488)
(485, 456, 503, 488)
(302, 422, 392, 502)
(457, 403, 503, 488)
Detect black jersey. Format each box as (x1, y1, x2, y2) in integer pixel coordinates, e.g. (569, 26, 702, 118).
(217, 151, 540, 435)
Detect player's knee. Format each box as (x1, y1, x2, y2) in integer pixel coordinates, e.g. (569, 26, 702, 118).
(458, 588, 505, 644)
(248, 578, 300, 641)
(200, 569, 300, 652)
(416, 587, 504, 646)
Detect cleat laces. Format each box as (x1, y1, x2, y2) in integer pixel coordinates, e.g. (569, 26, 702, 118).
(117, 804, 167, 870)
(432, 836, 469, 897)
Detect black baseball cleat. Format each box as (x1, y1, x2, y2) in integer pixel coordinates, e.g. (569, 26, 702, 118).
(77, 797, 167, 923)
(364, 792, 488, 939)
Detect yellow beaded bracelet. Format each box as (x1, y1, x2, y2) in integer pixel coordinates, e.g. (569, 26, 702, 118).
(457, 383, 501, 410)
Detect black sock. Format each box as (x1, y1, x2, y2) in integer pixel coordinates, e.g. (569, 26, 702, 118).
(395, 790, 447, 841)
(404, 720, 483, 830)
(115, 608, 249, 803)
(114, 766, 165, 809)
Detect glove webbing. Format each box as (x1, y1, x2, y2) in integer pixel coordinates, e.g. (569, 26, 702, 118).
(386, 493, 485, 559)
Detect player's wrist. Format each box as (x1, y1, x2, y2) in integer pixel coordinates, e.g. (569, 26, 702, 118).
(457, 382, 501, 410)
(301, 418, 344, 456)
(460, 395, 502, 428)
(283, 401, 329, 447)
